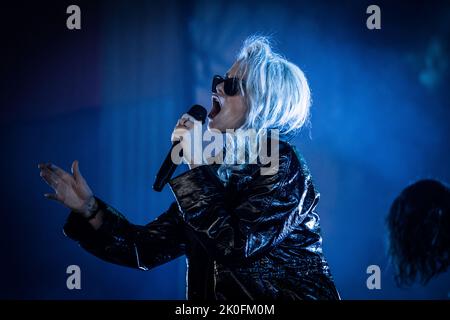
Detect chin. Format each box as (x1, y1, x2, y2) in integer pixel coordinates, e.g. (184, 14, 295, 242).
(207, 120, 223, 132)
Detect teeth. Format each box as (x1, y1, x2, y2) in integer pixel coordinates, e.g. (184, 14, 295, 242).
(209, 95, 222, 119)
(212, 95, 221, 107)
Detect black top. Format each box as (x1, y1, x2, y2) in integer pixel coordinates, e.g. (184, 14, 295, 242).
(63, 140, 340, 300)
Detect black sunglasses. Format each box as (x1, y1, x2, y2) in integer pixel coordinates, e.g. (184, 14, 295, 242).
(212, 75, 245, 96)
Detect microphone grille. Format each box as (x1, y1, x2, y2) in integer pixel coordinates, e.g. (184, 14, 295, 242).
(187, 104, 207, 124)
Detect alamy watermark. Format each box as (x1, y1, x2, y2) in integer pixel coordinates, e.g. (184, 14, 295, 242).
(66, 5, 380, 32)
(66, 5, 81, 30)
(366, 264, 381, 290)
(366, 5, 381, 30)
(171, 123, 281, 176)
(66, 264, 81, 290)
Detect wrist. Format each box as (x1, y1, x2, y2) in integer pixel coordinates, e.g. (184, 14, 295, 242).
(82, 196, 98, 219)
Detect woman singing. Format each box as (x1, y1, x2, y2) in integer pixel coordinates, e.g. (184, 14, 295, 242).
(38, 36, 340, 300)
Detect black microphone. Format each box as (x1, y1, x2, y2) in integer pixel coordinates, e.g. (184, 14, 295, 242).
(153, 105, 207, 192)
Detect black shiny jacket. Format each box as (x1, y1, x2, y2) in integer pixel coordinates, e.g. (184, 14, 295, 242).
(63, 140, 340, 300)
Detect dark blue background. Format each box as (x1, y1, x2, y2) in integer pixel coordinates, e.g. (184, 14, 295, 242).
(1, 0, 449, 299)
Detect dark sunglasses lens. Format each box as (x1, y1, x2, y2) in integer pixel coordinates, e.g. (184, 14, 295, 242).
(212, 75, 222, 93)
(223, 78, 237, 96)
(212, 75, 242, 96)
(224, 78, 239, 96)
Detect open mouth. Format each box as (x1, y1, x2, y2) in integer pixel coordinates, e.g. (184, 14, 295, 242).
(208, 95, 222, 119)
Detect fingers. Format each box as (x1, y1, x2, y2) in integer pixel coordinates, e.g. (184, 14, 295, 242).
(44, 193, 60, 201)
(177, 113, 199, 129)
(38, 163, 49, 170)
(39, 165, 61, 190)
(176, 118, 191, 128)
(171, 127, 190, 143)
(172, 113, 203, 145)
(39, 162, 72, 183)
(173, 114, 194, 143)
(71, 160, 83, 182)
(181, 113, 196, 122)
(48, 163, 71, 181)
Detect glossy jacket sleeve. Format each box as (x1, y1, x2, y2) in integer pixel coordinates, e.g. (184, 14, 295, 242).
(63, 198, 186, 270)
(168, 151, 317, 263)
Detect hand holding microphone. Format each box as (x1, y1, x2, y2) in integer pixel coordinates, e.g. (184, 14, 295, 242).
(171, 113, 202, 168)
(153, 105, 207, 192)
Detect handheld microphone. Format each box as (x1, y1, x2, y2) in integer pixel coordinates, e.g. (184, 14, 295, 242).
(153, 104, 207, 192)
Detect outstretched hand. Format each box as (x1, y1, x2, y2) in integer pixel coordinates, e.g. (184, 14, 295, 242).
(38, 160, 95, 218)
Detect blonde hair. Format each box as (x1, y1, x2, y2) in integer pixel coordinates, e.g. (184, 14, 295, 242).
(218, 36, 311, 181)
(236, 36, 311, 136)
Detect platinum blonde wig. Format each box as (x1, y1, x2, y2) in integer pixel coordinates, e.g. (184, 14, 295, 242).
(217, 36, 312, 181)
(236, 36, 311, 136)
